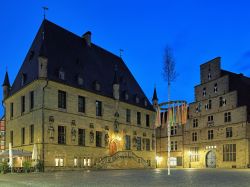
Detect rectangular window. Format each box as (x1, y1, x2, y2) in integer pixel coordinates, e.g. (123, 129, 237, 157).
(58, 90, 67, 109)
(96, 101, 102, 116)
(146, 114, 150, 127)
(125, 135, 131, 150)
(137, 112, 141, 125)
(21, 127, 25, 145)
(78, 129, 85, 146)
(171, 125, 177, 136)
(96, 131, 102, 147)
(58, 126, 66, 144)
(55, 158, 64, 167)
(137, 137, 141, 151)
(208, 130, 214, 140)
(152, 140, 155, 150)
(30, 125, 34, 144)
(190, 147, 199, 162)
(214, 83, 218, 93)
(192, 132, 197, 142)
(30, 91, 34, 110)
(10, 131, 13, 146)
(208, 100, 212, 109)
(193, 119, 198, 128)
(126, 109, 131, 123)
(145, 138, 150, 151)
(171, 141, 178, 151)
(224, 112, 231, 122)
(21, 96, 25, 113)
(10, 102, 14, 118)
(203, 87, 206, 96)
(223, 144, 236, 161)
(78, 96, 85, 113)
(226, 127, 233, 138)
(208, 115, 214, 121)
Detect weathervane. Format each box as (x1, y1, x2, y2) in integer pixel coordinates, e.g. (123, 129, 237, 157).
(119, 49, 124, 58)
(42, 6, 49, 20)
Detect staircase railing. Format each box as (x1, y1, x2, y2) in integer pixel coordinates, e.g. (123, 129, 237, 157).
(96, 151, 149, 168)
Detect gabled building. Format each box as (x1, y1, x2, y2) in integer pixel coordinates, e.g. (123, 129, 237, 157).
(184, 57, 250, 168)
(2, 19, 156, 170)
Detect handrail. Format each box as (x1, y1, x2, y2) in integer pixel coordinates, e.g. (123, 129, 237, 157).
(96, 151, 149, 168)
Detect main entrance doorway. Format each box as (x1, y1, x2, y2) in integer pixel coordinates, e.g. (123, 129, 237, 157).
(206, 151, 216, 168)
(109, 141, 117, 155)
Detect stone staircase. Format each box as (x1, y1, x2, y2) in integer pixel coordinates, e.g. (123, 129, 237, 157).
(95, 151, 150, 169)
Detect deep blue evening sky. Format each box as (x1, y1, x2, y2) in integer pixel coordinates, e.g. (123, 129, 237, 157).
(1, 0, 250, 116)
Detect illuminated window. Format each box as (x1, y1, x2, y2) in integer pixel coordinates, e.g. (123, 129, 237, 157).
(84, 158, 87, 166)
(190, 147, 199, 162)
(74, 158, 78, 167)
(87, 158, 91, 166)
(55, 158, 64, 167)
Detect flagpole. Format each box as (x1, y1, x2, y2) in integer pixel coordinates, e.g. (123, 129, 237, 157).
(167, 81, 171, 175)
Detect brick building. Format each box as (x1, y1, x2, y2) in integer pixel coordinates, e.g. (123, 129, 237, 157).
(2, 19, 156, 170)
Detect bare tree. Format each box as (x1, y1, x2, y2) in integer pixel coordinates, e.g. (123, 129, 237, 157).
(162, 46, 177, 176)
(163, 46, 177, 85)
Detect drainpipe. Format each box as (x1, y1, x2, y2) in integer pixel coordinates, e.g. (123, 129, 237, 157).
(42, 80, 48, 172)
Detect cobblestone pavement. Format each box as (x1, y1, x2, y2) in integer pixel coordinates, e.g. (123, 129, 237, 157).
(0, 168, 250, 187)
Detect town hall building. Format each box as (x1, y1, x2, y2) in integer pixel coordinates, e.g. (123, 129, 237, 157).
(2, 19, 156, 171)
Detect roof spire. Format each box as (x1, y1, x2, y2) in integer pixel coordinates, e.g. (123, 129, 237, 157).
(2, 71, 10, 87)
(152, 86, 158, 101)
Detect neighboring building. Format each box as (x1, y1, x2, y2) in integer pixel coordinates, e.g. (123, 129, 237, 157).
(2, 19, 156, 170)
(153, 88, 184, 168)
(184, 57, 250, 168)
(156, 121, 184, 168)
(0, 116, 5, 151)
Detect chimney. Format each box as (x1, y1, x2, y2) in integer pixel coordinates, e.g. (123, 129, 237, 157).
(82, 31, 91, 46)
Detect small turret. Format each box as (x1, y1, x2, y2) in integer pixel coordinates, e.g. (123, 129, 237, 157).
(113, 67, 120, 100)
(38, 41, 48, 78)
(152, 87, 158, 109)
(2, 71, 10, 100)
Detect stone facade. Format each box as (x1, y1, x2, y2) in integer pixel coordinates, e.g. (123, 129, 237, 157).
(183, 57, 250, 169)
(4, 80, 156, 170)
(0, 117, 5, 151)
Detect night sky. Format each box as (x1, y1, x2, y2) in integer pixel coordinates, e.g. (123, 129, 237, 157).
(1, 0, 250, 116)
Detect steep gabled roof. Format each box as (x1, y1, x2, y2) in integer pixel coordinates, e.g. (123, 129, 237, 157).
(9, 19, 153, 110)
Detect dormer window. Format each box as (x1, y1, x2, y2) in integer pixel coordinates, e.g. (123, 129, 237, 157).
(203, 87, 206, 96)
(214, 83, 218, 93)
(77, 75, 84, 86)
(144, 99, 148, 107)
(135, 95, 140, 104)
(59, 68, 65, 80)
(21, 73, 27, 86)
(94, 81, 101, 91)
(124, 92, 129, 100)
